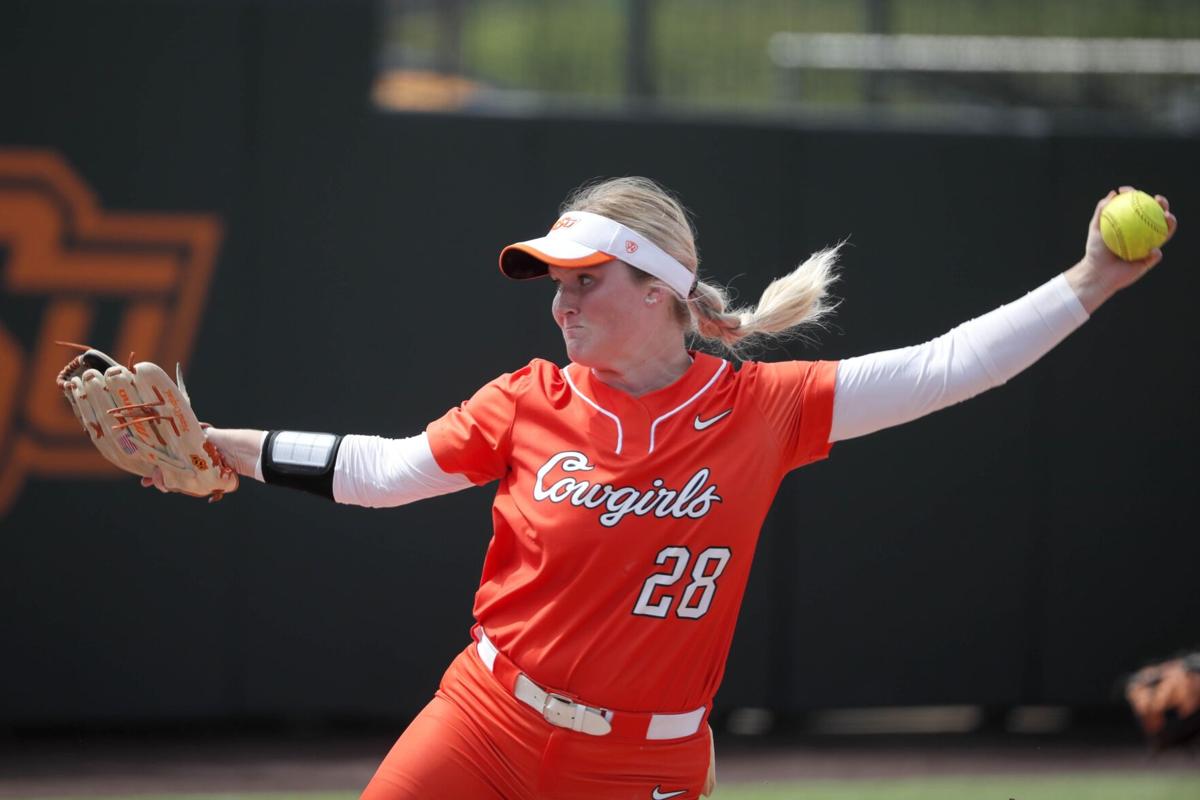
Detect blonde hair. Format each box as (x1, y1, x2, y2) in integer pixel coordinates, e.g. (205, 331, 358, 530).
(561, 176, 840, 358)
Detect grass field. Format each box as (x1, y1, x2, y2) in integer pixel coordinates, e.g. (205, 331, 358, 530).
(25, 772, 1200, 800)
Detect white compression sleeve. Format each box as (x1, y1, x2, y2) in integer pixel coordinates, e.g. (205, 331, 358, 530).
(829, 273, 1090, 442)
(332, 432, 474, 508)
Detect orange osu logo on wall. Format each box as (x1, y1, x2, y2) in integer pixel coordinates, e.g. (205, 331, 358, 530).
(0, 149, 223, 519)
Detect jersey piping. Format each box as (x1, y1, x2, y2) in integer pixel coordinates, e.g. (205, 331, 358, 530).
(647, 359, 728, 453)
(563, 358, 729, 457)
(562, 367, 624, 455)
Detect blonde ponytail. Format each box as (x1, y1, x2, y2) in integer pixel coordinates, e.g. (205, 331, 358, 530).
(689, 244, 842, 357)
(561, 176, 841, 357)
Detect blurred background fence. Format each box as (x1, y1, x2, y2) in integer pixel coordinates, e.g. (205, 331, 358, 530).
(1, 0, 1197, 738)
(377, 0, 1200, 132)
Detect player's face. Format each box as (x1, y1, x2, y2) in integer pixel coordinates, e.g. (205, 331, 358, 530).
(549, 262, 674, 369)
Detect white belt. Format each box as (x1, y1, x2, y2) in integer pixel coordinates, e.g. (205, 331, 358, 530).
(475, 630, 705, 740)
(513, 672, 615, 736)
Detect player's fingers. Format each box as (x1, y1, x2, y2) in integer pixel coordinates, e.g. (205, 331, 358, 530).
(1155, 194, 1170, 213)
(151, 466, 168, 492)
(1137, 248, 1163, 272)
(141, 476, 154, 488)
(1164, 211, 1178, 242)
(1091, 191, 1116, 227)
(1118, 185, 1135, 194)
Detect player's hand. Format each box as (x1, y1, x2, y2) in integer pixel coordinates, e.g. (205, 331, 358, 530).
(202, 426, 263, 479)
(138, 425, 241, 494)
(702, 724, 716, 796)
(1067, 187, 1177, 314)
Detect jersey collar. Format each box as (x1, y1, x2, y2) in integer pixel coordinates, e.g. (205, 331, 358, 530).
(564, 352, 729, 456)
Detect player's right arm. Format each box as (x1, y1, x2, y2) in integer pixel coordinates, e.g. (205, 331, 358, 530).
(828, 271, 1088, 442)
(829, 189, 1177, 443)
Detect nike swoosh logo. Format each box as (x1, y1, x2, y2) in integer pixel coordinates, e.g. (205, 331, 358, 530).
(693, 409, 732, 430)
(652, 788, 686, 800)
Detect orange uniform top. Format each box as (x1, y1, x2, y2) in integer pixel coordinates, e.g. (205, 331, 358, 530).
(426, 351, 838, 714)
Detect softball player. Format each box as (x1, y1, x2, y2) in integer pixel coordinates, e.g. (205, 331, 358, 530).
(183, 178, 1174, 800)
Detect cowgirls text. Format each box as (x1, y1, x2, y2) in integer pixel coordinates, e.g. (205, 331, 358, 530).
(533, 450, 722, 527)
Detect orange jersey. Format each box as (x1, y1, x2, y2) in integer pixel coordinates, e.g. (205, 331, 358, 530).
(426, 351, 837, 713)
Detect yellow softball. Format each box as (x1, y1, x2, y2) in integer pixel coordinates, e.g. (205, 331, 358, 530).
(1100, 190, 1168, 261)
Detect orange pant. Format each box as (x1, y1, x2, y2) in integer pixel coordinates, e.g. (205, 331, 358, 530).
(361, 643, 711, 799)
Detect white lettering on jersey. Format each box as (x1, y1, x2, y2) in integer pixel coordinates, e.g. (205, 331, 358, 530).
(533, 450, 723, 528)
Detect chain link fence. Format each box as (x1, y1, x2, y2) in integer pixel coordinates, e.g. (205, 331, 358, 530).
(376, 0, 1200, 131)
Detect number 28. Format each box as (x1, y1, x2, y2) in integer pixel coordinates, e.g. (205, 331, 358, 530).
(632, 546, 732, 620)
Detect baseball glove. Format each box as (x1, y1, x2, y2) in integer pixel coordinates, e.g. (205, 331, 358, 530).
(56, 344, 238, 502)
(1126, 652, 1200, 750)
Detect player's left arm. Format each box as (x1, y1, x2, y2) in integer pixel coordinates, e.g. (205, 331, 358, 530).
(150, 367, 529, 503)
(146, 427, 473, 507)
(829, 189, 1177, 442)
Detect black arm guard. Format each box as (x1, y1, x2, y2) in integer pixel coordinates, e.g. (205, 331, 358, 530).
(261, 430, 344, 500)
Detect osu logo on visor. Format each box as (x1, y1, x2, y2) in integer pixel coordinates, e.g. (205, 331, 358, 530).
(0, 149, 223, 519)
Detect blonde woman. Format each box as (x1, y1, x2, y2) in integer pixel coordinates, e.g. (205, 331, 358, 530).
(177, 178, 1175, 799)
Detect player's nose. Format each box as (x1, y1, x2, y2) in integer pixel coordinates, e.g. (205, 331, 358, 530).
(552, 289, 579, 318)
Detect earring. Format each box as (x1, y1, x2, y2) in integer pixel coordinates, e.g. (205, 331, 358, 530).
(644, 296, 657, 305)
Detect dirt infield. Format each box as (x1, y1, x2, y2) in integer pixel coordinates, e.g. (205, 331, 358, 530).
(0, 734, 1196, 798)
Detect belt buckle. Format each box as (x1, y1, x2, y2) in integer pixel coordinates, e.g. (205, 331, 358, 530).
(542, 692, 611, 736)
(541, 692, 580, 727)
